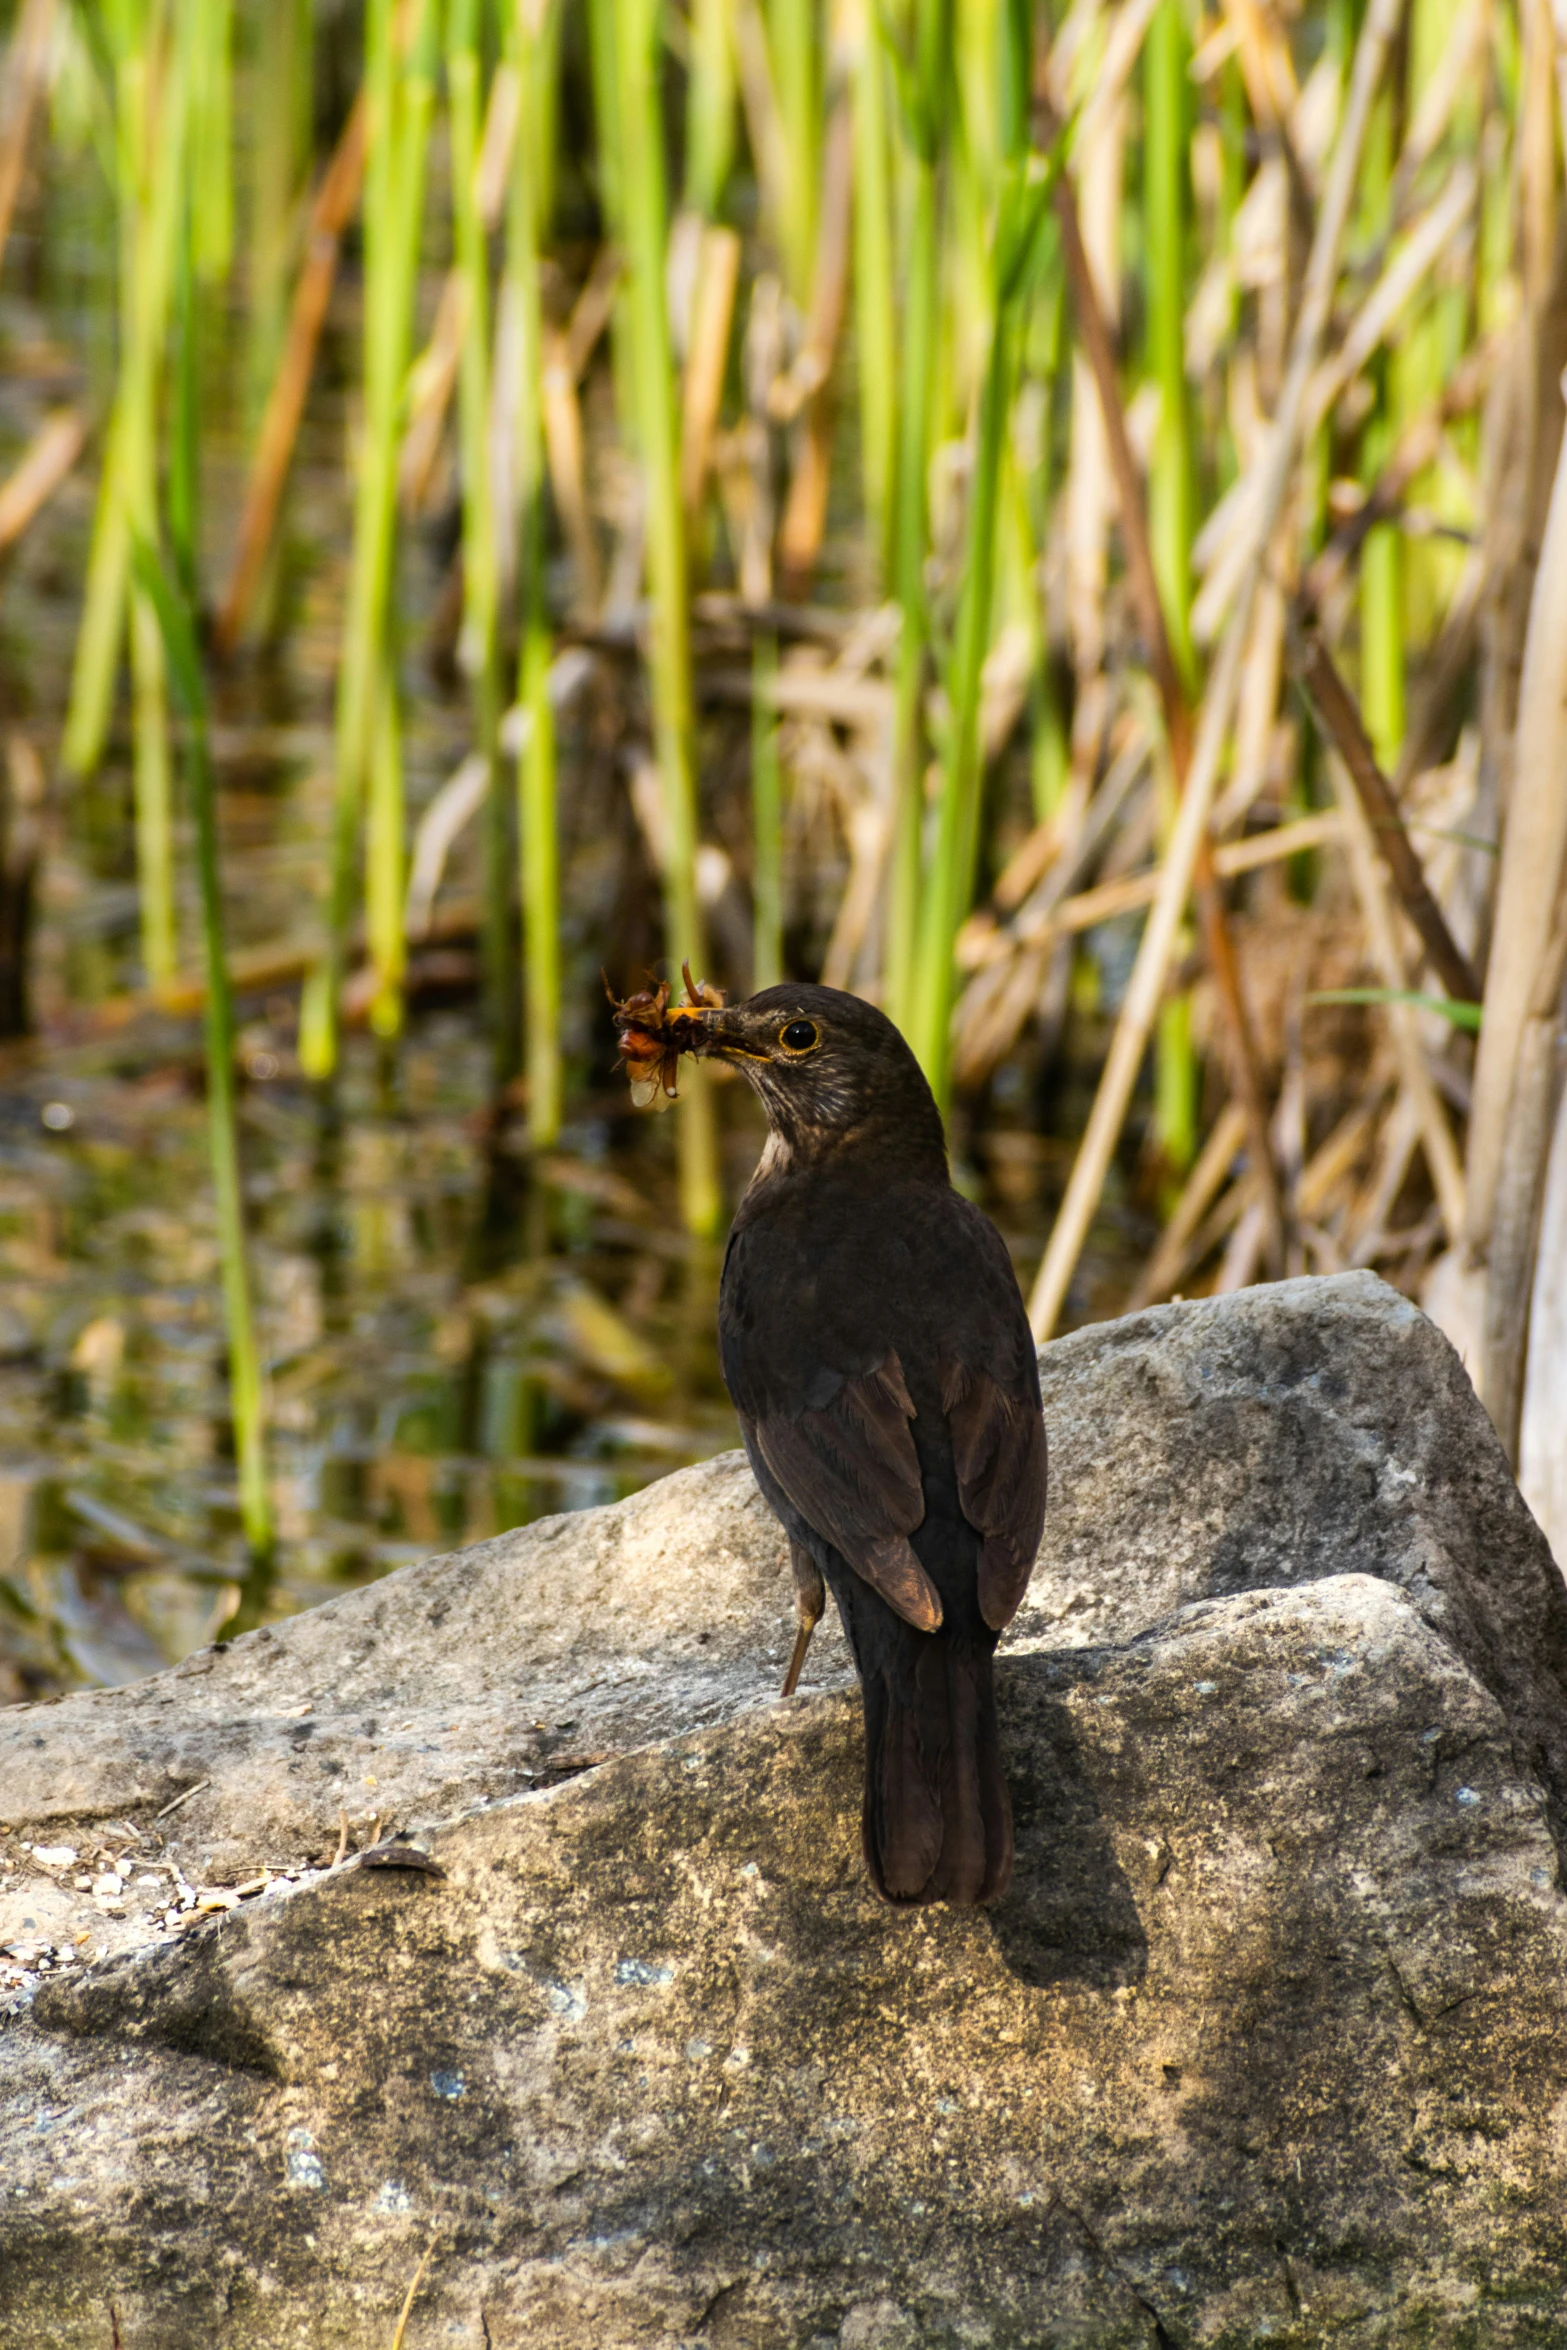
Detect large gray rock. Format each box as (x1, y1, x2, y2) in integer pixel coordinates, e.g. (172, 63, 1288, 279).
(5, 1273, 1567, 2346)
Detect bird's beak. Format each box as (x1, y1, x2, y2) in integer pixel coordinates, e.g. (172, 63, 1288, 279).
(676, 1009, 769, 1064)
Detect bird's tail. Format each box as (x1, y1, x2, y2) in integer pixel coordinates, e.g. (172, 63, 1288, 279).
(857, 1618, 1012, 1907)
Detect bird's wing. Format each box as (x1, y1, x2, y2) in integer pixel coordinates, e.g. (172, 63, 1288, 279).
(746, 1354, 944, 1632)
(942, 1359, 1048, 1630)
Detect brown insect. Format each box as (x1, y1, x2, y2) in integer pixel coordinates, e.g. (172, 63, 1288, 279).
(607, 962, 725, 1108)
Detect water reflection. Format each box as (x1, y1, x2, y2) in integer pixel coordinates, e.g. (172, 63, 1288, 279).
(0, 1015, 742, 1698)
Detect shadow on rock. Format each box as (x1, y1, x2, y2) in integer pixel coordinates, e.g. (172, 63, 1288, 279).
(989, 1651, 1148, 1991)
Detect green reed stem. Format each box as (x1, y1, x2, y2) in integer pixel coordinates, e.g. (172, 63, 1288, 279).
(1145, 0, 1195, 696)
(365, 643, 405, 1038)
(1360, 397, 1405, 772)
(1156, 991, 1198, 1175)
(127, 598, 176, 988)
(449, 0, 506, 1072)
(247, 0, 312, 415)
(851, 0, 894, 571)
(128, 16, 189, 990)
(617, 0, 721, 1237)
(301, 0, 436, 1080)
(134, 538, 273, 1569)
(64, 3, 185, 867)
(245, 0, 313, 640)
(1358, 97, 1403, 774)
(1146, 0, 1198, 1178)
(519, 622, 562, 1139)
(752, 630, 783, 988)
(906, 286, 1018, 1100)
(1016, 265, 1068, 825)
(1217, 56, 1245, 480)
(511, 0, 564, 1148)
(154, 201, 271, 1557)
(586, 0, 623, 236)
(586, 0, 637, 437)
(686, 0, 736, 220)
(882, 143, 940, 1032)
(906, 5, 1051, 1104)
(767, 0, 819, 301)
(186, 0, 232, 285)
(1030, 666, 1069, 821)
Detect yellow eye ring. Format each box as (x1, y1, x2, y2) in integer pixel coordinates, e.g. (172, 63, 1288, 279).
(779, 1019, 820, 1054)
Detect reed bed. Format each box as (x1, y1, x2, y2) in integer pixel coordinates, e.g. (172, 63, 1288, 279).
(1, 0, 1566, 1577)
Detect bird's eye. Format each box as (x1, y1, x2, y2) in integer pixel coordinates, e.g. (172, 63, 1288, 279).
(779, 1019, 819, 1054)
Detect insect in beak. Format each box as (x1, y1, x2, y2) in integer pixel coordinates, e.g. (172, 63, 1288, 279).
(606, 963, 725, 1108)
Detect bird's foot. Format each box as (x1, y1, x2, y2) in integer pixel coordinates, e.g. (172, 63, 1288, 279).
(781, 1538, 825, 1696)
(781, 1617, 815, 1698)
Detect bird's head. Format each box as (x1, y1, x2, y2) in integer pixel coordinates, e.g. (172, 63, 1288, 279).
(686, 983, 948, 1174)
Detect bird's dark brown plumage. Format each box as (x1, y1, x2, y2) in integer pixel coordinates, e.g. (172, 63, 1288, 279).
(687, 982, 1047, 1907)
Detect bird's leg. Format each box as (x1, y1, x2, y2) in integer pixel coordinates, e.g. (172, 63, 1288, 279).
(782, 1539, 825, 1697)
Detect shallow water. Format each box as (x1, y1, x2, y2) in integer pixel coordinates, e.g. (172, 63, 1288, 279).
(0, 1006, 754, 1692)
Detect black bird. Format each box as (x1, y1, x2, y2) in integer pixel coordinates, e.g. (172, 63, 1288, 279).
(688, 982, 1046, 1907)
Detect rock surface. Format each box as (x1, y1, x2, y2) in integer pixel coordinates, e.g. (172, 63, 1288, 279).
(4, 1272, 1567, 2346)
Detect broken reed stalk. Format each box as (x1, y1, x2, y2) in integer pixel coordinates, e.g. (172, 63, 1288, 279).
(133, 541, 272, 1573)
(0, 409, 87, 553)
(1028, 0, 1403, 1340)
(1327, 756, 1466, 1244)
(616, 0, 721, 1238)
(301, 0, 436, 1081)
(1288, 620, 1480, 1005)
(510, 0, 564, 1149)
